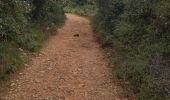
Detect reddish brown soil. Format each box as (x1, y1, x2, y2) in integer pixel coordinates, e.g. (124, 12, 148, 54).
(0, 14, 124, 100)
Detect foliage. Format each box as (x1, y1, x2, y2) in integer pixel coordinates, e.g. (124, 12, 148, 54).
(64, 4, 96, 16)
(62, 0, 96, 16)
(93, 0, 170, 99)
(31, 0, 65, 28)
(0, 42, 26, 81)
(0, 0, 30, 41)
(0, 0, 65, 81)
(63, 0, 89, 7)
(92, 0, 124, 45)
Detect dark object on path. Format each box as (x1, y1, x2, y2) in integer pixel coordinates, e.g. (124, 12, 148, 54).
(73, 34, 79, 37)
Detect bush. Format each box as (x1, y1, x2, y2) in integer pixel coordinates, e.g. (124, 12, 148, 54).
(31, 0, 65, 29)
(63, 0, 89, 7)
(0, 0, 30, 41)
(63, 0, 96, 16)
(92, 0, 124, 45)
(0, 42, 26, 81)
(0, 0, 65, 81)
(93, 0, 170, 99)
(64, 4, 96, 16)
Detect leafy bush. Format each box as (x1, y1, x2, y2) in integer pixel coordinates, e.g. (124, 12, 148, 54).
(0, 42, 26, 81)
(92, 0, 124, 45)
(64, 4, 96, 16)
(0, 0, 65, 81)
(18, 25, 50, 52)
(0, 0, 30, 41)
(93, 0, 170, 99)
(63, 0, 96, 16)
(63, 0, 89, 7)
(31, 0, 65, 28)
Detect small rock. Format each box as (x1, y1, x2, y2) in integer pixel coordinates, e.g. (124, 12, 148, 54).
(79, 83, 85, 87)
(35, 80, 40, 83)
(19, 73, 23, 75)
(11, 83, 16, 87)
(18, 48, 24, 52)
(47, 67, 53, 70)
(24, 64, 29, 67)
(40, 70, 45, 73)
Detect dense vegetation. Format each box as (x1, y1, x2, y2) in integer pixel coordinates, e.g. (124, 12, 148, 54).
(0, 0, 65, 82)
(62, 0, 96, 16)
(93, 0, 170, 99)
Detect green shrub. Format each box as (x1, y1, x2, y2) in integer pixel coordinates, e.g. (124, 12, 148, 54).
(63, 0, 89, 7)
(0, 0, 30, 41)
(31, 0, 65, 28)
(92, 0, 124, 45)
(0, 42, 26, 81)
(137, 76, 166, 100)
(0, 0, 65, 81)
(63, 0, 96, 16)
(64, 4, 96, 16)
(93, 0, 170, 99)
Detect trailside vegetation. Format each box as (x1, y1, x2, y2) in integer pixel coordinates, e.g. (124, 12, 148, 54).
(62, 0, 96, 16)
(93, 0, 170, 99)
(0, 0, 65, 82)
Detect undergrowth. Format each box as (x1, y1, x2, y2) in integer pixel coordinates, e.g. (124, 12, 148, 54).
(64, 5, 97, 17)
(0, 25, 53, 83)
(0, 42, 26, 82)
(92, 0, 170, 99)
(0, 0, 65, 83)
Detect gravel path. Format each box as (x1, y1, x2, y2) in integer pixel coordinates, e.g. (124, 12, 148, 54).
(0, 14, 122, 100)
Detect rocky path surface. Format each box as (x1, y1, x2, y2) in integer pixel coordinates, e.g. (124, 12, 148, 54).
(0, 14, 122, 100)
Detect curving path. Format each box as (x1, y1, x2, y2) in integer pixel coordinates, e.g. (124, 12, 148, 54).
(0, 14, 123, 100)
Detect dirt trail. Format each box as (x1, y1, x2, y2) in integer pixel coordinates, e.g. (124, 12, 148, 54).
(0, 14, 122, 100)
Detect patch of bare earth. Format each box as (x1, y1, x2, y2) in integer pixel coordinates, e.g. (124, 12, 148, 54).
(0, 14, 125, 100)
